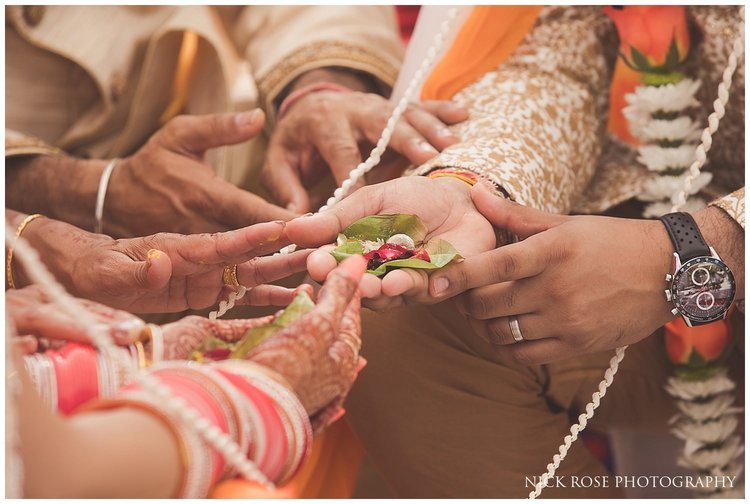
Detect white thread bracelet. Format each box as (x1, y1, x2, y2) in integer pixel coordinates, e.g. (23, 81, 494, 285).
(94, 158, 120, 234)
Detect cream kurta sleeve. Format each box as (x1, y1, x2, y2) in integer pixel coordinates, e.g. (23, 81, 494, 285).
(413, 7, 617, 214)
(230, 6, 403, 126)
(710, 187, 745, 229)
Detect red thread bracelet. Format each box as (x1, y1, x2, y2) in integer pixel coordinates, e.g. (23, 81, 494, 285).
(277, 82, 352, 120)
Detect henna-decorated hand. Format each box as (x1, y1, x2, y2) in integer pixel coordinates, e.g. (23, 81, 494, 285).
(244, 256, 366, 426)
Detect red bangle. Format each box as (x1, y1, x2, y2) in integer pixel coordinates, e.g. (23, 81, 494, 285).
(47, 343, 99, 415)
(277, 82, 352, 120)
(216, 369, 289, 482)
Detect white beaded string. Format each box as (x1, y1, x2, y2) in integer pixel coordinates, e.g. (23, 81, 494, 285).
(6, 227, 273, 491)
(208, 7, 460, 321)
(528, 7, 744, 499)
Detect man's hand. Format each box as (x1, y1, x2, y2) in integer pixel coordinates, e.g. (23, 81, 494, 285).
(284, 176, 497, 310)
(14, 213, 309, 313)
(263, 92, 469, 213)
(427, 183, 745, 365)
(104, 111, 295, 236)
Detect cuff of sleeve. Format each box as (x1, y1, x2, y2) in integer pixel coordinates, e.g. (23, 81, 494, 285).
(709, 187, 745, 230)
(256, 40, 399, 129)
(6, 133, 62, 158)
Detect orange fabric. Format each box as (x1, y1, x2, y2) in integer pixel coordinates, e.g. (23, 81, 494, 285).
(421, 6, 543, 101)
(606, 60, 642, 145)
(210, 419, 365, 498)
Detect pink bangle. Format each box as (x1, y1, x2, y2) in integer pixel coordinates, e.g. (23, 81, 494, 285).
(216, 369, 289, 482)
(48, 343, 99, 415)
(277, 82, 352, 120)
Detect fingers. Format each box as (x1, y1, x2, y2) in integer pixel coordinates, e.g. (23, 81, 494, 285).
(307, 246, 338, 282)
(429, 238, 546, 298)
(284, 183, 386, 247)
(456, 280, 537, 320)
(237, 249, 311, 288)
(471, 183, 568, 239)
(419, 100, 470, 126)
(403, 105, 461, 152)
(261, 152, 311, 213)
(174, 221, 293, 268)
(380, 268, 431, 303)
(105, 248, 172, 293)
(12, 301, 145, 346)
(14, 335, 39, 355)
(329, 290, 363, 366)
(469, 313, 546, 347)
(313, 119, 363, 185)
(374, 119, 439, 166)
(212, 183, 298, 229)
(315, 255, 366, 325)
(157, 110, 266, 157)
(233, 284, 299, 307)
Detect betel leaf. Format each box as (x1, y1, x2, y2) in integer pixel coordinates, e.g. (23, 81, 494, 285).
(330, 239, 364, 263)
(229, 290, 315, 359)
(330, 214, 461, 277)
(341, 214, 428, 243)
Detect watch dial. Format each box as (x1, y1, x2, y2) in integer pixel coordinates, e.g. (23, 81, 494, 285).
(672, 257, 736, 322)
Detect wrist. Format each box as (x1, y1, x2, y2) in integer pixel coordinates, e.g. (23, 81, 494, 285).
(7, 154, 107, 231)
(275, 67, 380, 112)
(693, 205, 744, 295)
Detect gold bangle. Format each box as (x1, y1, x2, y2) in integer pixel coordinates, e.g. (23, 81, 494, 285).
(6, 213, 46, 289)
(132, 341, 148, 369)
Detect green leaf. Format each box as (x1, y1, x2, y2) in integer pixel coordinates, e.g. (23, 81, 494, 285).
(629, 46, 652, 72)
(230, 290, 315, 359)
(341, 214, 427, 243)
(663, 38, 680, 71)
(330, 240, 364, 263)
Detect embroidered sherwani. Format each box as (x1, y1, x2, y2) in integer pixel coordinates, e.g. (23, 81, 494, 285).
(5, 5, 402, 191)
(349, 6, 745, 498)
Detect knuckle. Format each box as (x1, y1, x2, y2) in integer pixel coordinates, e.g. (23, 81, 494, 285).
(466, 291, 490, 319)
(492, 252, 518, 281)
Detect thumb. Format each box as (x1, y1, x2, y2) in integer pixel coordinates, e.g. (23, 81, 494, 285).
(212, 183, 298, 228)
(262, 153, 311, 213)
(131, 249, 172, 290)
(156, 109, 265, 157)
(471, 182, 568, 240)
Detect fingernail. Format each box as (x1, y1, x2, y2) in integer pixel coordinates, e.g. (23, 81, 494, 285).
(330, 408, 346, 424)
(301, 212, 314, 218)
(433, 276, 450, 296)
(235, 109, 262, 127)
(416, 139, 438, 154)
(147, 249, 162, 262)
(437, 126, 455, 138)
(112, 319, 146, 340)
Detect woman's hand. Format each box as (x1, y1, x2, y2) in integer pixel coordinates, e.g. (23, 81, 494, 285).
(13, 212, 308, 313)
(427, 183, 707, 364)
(7, 284, 146, 354)
(284, 176, 497, 310)
(241, 256, 366, 423)
(263, 92, 468, 212)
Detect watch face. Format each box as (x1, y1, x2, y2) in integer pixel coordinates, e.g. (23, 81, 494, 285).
(671, 257, 736, 323)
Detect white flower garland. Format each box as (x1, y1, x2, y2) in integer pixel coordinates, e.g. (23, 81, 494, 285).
(624, 76, 711, 219)
(620, 12, 745, 496)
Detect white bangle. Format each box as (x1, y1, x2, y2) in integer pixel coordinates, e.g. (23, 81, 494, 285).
(94, 158, 120, 234)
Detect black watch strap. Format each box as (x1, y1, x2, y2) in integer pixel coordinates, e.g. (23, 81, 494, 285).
(659, 212, 711, 261)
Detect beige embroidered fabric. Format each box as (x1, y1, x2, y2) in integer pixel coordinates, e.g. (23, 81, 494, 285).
(414, 6, 744, 228)
(5, 5, 402, 191)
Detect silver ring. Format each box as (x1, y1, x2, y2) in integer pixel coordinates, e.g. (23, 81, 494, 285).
(509, 316, 524, 342)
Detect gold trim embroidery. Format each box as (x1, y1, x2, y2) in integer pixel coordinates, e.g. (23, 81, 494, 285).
(256, 40, 399, 124)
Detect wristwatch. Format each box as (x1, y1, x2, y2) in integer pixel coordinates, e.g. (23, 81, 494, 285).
(660, 212, 736, 326)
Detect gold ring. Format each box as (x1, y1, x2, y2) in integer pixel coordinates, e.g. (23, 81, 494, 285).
(222, 264, 240, 289)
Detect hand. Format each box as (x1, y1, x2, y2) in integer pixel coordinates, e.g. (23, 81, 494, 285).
(263, 91, 469, 212)
(7, 284, 146, 354)
(428, 182, 680, 365)
(284, 176, 497, 310)
(17, 214, 309, 313)
(243, 256, 366, 422)
(104, 110, 295, 237)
